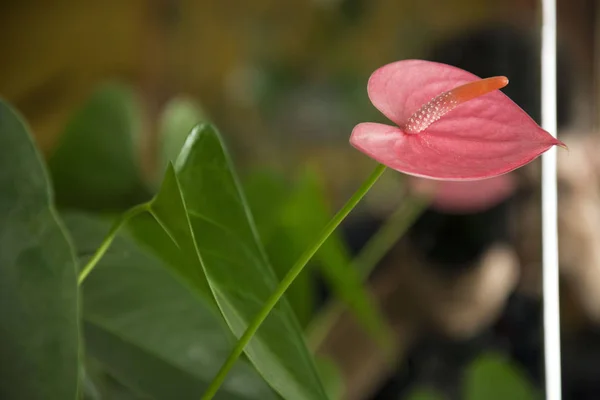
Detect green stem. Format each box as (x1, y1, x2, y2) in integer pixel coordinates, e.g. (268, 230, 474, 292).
(307, 194, 428, 350)
(77, 203, 149, 285)
(202, 163, 387, 400)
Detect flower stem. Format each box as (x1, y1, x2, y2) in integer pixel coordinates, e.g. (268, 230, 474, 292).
(77, 203, 149, 285)
(202, 163, 387, 400)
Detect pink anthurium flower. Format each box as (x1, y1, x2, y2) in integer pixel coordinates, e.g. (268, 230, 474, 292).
(350, 60, 566, 181)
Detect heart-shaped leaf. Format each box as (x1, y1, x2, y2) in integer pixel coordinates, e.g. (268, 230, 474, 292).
(147, 124, 329, 399)
(68, 212, 276, 400)
(350, 60, 564, 180)
(0, 99, 80, 399)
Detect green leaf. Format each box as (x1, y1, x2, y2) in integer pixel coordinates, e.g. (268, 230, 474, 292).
(152, 124, 329, 399)
(284, 167, 393, 351)
(158, 96, 208, 178)
(0, 99, 80, 399)
(48, 83, 150, 212)
(142, 165, 214, 301)
(243, 170, 315, 327)
(67, 212, 276, 400)
(464, 353, 538, 400)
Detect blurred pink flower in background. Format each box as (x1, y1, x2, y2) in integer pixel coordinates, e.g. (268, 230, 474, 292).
(407, 174, 517, 214)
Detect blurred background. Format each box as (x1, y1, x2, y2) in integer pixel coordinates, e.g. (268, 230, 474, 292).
(2, 0, 600, 399)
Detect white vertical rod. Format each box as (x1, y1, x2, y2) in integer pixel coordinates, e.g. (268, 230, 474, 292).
(541, 0, 561, 399)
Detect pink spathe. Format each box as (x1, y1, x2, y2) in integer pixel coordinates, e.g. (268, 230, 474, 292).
(350, 60, 565, 181)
